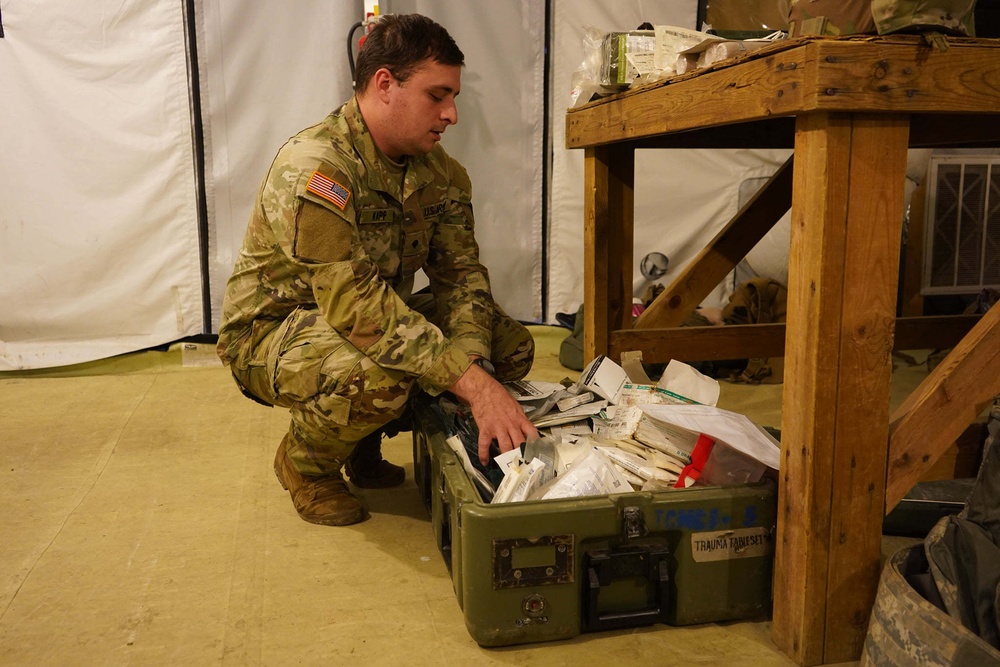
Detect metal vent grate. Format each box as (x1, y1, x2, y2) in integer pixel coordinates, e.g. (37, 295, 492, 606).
(923, 158, 1000, 295)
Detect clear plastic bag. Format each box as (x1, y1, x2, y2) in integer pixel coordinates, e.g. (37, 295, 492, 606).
(569, 25, 614, 107)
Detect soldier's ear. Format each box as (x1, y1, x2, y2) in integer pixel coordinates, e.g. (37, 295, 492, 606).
(373, 68, 395, 103)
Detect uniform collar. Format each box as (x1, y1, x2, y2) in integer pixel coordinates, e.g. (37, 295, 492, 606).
(344, 96, 436, 202)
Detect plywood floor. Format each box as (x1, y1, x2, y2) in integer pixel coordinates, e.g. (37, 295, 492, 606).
(1, 325, 928, 665)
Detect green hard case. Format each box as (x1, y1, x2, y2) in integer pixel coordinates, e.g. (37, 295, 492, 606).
(412, 400, 777, 647)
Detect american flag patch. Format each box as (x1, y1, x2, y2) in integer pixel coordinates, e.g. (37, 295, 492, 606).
(306, 170, 351, 210)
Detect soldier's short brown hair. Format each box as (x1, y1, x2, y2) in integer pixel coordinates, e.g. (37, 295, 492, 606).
(354, 14, 465, 93)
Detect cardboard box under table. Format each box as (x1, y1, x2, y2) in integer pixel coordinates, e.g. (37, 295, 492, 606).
(411, 398, 777, 647)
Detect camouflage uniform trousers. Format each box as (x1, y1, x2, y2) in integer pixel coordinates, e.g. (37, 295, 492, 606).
(234, 295, 533, 476)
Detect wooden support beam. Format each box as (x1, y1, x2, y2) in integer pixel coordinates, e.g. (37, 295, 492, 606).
(824, 112, 909, 664)
(773, 112, 852, 666)
(630, 117, 795, 150)
(614, 323, 785, 362)
(892, 315, 981, 351)
(628, 112, 1000, 151)
(909, 114, 1000, 148)
(886, 304, 1000, 512)
(609, 315, 981, 364)
(773, 112, 909, 665)
(582, 145, 634, 365)
(634, 156, 793, 330)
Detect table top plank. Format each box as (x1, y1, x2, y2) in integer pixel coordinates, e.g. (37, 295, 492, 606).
(811, 39, 1000, 114)
(566, 44, 807, 148)
(566, 36, 1000, 150)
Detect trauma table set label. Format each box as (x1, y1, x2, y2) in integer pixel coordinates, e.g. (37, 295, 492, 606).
(690, 527, 773, 562)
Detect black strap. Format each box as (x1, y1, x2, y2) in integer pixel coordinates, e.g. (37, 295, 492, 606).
(1, 5, 5, 38)
(231, 370, 273, 408)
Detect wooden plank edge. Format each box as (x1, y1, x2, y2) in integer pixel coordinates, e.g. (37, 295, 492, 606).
(610, 315, 981, 363)
(885, 307, 1000, 512)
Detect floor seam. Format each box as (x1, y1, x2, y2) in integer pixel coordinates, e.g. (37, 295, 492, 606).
(0, 376, 156, 623)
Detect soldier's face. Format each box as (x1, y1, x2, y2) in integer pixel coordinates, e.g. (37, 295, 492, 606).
(383, 60, 461, 159)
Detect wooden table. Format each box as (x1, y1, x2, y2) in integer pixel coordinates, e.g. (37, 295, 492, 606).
(565, 35, 1000, 666)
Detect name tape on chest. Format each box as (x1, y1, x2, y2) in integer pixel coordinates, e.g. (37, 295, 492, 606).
(422, 202, 447, 218)
(359, 208, 397, 224)
(306, 171, 351, 211)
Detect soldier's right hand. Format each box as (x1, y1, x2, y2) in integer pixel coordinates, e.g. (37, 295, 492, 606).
(449, 363, 538, 465)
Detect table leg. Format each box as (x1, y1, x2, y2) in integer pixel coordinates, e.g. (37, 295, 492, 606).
(772, 112, 909, 665)
(583, 144, 634, 364)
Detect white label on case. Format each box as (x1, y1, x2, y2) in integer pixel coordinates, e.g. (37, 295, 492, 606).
(690, 527, 774, 562)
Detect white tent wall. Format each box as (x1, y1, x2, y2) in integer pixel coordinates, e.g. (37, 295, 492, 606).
(0, 1, 204, 370)
(382, 0, 547, 322)
(0, 1, 545, 371)
(199, 1, 359, 333)
(0, 1, 810, 371)
(547, 0, 792, 320)
(205, 1, 546, 326)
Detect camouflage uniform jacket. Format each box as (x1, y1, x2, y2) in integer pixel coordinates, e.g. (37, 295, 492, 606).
(217, 97, 493, 395)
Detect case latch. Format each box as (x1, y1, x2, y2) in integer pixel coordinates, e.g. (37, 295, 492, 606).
(623, 505, 647, 540)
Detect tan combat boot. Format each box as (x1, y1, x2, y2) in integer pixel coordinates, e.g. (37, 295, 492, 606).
(344, 431, 406, 489)
(273, 437, 366, 526)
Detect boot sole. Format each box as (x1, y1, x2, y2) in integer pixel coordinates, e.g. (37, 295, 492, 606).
(274, 466, 289, 491)
(296, 507, 366, 526)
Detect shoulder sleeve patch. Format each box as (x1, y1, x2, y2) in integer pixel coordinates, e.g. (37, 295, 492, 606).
(306, 170, 352, 211)
(292, 200, 354, 263)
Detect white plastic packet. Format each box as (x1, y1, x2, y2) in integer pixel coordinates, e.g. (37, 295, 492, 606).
(598, 445, 679, 484)
(491, 458, 547, 504)
(534, 447, 633, 500)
